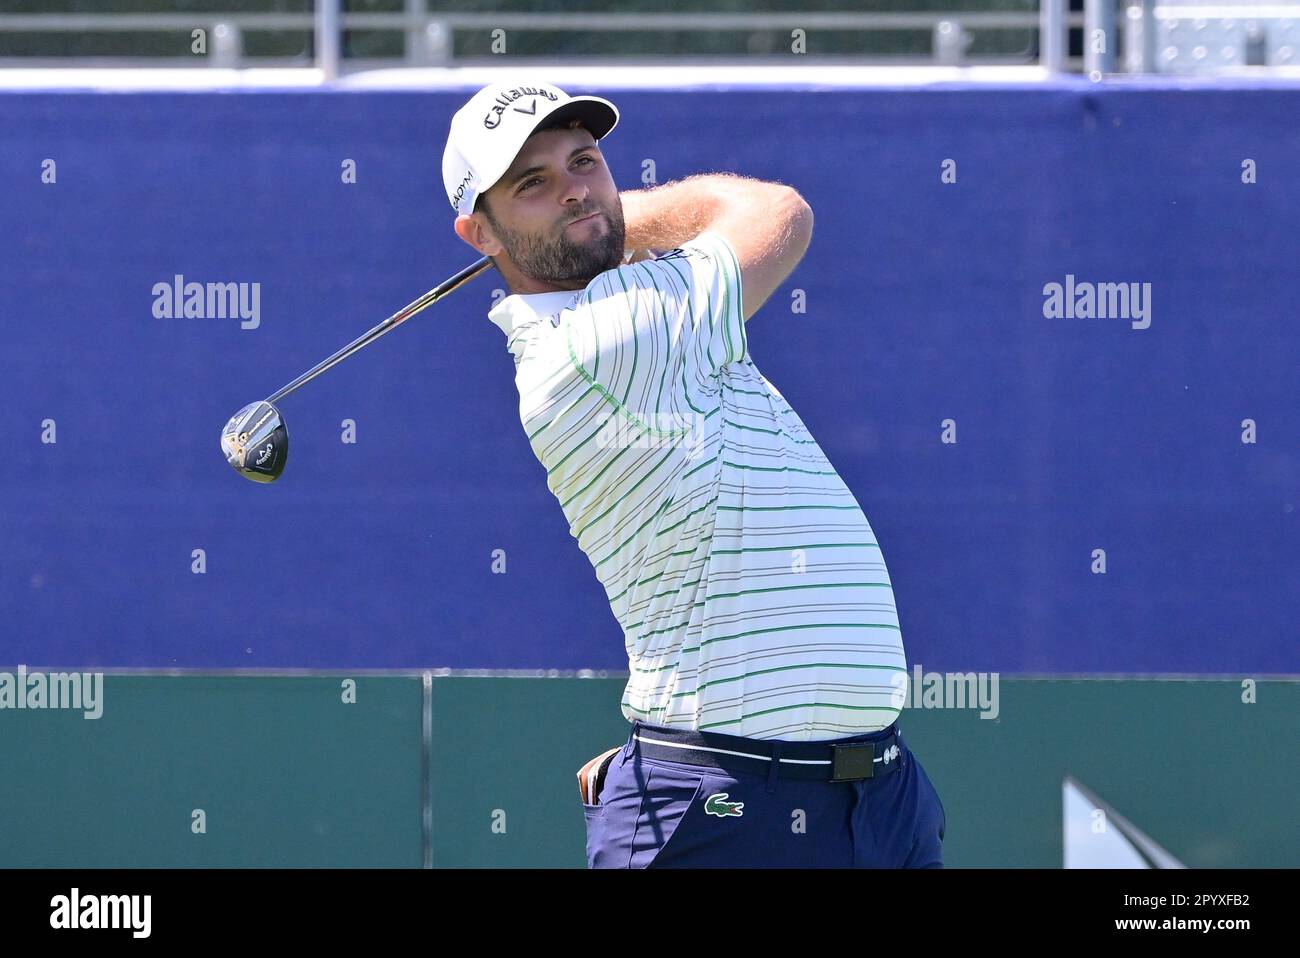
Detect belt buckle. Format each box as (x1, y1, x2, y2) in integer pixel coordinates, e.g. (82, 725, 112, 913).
(830, 742, 875, 781)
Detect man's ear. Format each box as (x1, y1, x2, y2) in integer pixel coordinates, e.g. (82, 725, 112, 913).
(454, 212, 501, 257)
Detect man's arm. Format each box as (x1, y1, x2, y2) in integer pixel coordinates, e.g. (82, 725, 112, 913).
(620, 173, 814, 322)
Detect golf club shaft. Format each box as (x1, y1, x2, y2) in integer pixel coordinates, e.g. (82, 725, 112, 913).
(266, 255, 494, 405)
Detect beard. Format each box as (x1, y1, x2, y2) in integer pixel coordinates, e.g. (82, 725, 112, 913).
(492, 200, 627, 287)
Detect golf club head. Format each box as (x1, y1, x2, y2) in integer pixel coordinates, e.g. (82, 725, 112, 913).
(221, 401, 288, 483)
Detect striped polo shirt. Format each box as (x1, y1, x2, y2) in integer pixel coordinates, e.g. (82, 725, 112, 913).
(487, 230, 906, 742)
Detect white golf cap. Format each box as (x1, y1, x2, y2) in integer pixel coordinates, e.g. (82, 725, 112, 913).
(442, 80, 619, 218)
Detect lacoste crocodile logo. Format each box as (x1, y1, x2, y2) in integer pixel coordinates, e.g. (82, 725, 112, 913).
(704, 792, 744, 817)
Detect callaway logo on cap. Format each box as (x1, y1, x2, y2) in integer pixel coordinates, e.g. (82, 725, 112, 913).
(442, 80, 620, 218)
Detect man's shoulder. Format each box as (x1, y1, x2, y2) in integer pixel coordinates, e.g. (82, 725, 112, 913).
(565, 233, 733, 328)
(597, 234, 724, 291)
(657, 231, 728, 265)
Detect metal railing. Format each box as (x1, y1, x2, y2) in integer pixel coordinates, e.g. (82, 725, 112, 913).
(0, 2, 1086, 75)
(8, 1, 1294, 78)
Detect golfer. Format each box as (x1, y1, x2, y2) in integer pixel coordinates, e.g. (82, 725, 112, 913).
(443, 80, 945, 868)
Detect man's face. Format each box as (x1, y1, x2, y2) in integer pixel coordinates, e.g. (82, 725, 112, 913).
(474, 126, 625, 288)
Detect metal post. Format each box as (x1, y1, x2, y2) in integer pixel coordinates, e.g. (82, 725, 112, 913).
(933, 20, 971, 66)
(1085, 0, 1116, 75)
(315, 0, 340, 81)
(424, 20, 452, 66)
(403, 0, 451, 67)
(1122, 1, 1152, 74)
(1040, 0, 1068, 73)
(211, 21, 241, 69)
(405, 0, 425, 63)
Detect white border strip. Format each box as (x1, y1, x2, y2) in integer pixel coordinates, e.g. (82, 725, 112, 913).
(338, 64, 1058, 89)
(0, 67, 326, 89)
(0, 64, 1056, 91)
(4, 63, 1300, 92)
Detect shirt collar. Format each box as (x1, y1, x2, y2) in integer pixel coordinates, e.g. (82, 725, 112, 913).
(487, 288, 583, 339)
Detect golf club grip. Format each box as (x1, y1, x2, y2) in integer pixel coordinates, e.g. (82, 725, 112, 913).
(265, 255, 494, 405)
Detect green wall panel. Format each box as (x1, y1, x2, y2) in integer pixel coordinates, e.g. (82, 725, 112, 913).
(896, 679, 1299, 867)
(0, 675, 1293, 867)
(0, 676, 423, 867)
(428, 675, 627, 868)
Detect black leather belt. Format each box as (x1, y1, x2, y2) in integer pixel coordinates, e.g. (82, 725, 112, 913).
(628, 720, 903, 782)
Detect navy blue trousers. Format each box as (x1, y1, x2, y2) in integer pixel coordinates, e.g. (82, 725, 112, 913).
(582, 718, 946, 868)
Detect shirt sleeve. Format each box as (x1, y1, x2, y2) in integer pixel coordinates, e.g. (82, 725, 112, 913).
(563, 230, 747, 419)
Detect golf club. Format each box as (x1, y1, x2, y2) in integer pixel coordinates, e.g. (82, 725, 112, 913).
(221, 255, 494, 482)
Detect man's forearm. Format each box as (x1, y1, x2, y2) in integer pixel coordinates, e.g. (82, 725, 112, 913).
(620, 173, 783, 251)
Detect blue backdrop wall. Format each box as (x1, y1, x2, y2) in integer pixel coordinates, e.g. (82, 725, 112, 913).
(2, 82, 1296, 672)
